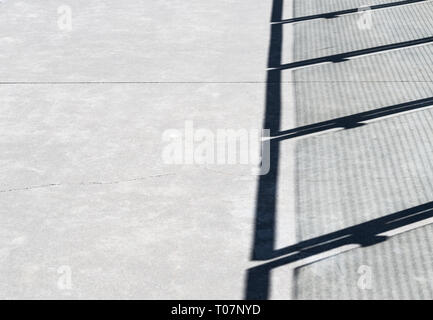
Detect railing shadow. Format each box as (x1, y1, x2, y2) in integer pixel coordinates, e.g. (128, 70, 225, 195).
(246, 0, 433, 300)
(246, 201, 433, 299)
(274, 0, 427, 24)
(271, 96, 433, 141)
(274, 36, 433, 70)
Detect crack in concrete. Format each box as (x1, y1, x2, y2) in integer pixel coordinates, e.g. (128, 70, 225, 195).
(0, 173, 175, 193)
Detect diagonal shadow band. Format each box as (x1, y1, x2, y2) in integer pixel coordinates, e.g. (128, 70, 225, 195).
(273, 0, 428, 24)
(270, 36, 433, 70)
(246, 201, 433, 299)
(270, 96, 433, 141)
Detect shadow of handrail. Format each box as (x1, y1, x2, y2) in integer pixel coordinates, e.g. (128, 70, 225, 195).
(274, 0, 427, 24)
(246, 201, 433, 299)
(246, 0, 433, 300)
(270, 96, 433, 141)
(272, 36, 433, 70)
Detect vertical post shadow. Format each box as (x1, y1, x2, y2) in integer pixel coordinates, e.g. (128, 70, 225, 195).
(246, 0, 283, 299)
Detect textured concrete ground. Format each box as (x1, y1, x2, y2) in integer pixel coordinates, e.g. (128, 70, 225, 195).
(2, 0, 433, 300)
(287, 0, 433, 299)
(0, 0, 271, 299)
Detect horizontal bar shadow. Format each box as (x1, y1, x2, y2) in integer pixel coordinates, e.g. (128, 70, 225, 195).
(270, 36, 433, 70)
(273, 0, 428, 24)
(270, 96, 433, 141)
(246, 200, 433, 299)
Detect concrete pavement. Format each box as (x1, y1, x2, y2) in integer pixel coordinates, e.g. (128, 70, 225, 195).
(2, 0, 433, 300)
(0, 0, 270, 299)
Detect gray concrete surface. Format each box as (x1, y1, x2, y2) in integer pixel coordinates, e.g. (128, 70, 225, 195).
(291, 0, 433, 299)
(0, 0, 271, 299)
(2, 0, 433, 300)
